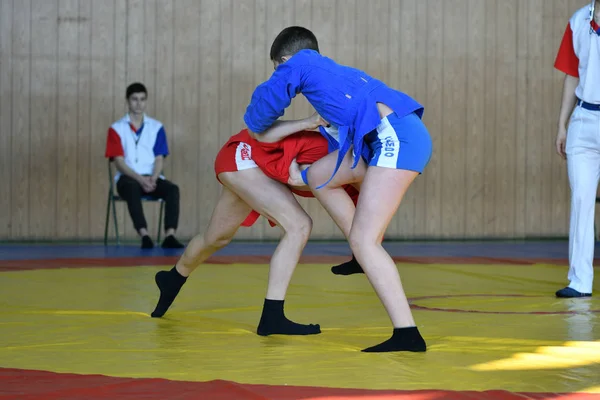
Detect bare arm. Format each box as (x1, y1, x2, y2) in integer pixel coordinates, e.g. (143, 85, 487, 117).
(252, 112, 328, 143)
(558, 74, 579, 130)
(114, 156, 144, 184)
(151, 156, 164, 181)
(555, 74, 579, 159)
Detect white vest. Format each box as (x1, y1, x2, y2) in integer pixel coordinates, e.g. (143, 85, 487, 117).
(110, 114, 165, 180)
(570, 5, 600, 104)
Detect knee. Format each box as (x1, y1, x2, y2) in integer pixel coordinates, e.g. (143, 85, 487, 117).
(571, 188, 595, 209)
(348, 231, 362, 255)
(298, 214, 313, 240)
(163, 183, 180, 204)
(348, 229, 376, 258)
(117, 184, 141, 200)
(169, 183, 180, 198)
(282, 213, 313, 241)
(205, 231, 233, 250)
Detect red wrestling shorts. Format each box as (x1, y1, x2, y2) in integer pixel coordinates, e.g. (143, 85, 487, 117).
(214, 129, 359, 227)
(214, 130, 258, 180)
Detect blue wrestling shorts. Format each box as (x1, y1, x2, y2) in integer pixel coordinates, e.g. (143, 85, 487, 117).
(361, 112, 432, 173)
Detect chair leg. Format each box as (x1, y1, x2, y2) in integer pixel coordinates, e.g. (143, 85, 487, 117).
(104, 194, 111, 246)
(112, 197, 120, 246)
(157, 202, 164, 244)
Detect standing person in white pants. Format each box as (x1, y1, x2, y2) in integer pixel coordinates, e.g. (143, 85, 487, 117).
(554, 0, 600, 298)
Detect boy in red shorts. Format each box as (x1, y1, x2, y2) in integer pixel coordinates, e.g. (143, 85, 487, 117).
(151, 113, 362, 336)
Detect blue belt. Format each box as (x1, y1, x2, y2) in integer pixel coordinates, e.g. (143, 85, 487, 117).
(578, 99, 600, 111)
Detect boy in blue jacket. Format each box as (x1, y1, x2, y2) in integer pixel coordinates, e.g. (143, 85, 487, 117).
(245, 27, 432, 353)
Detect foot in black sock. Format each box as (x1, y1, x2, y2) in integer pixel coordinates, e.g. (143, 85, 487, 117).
(151, 266, 187, 318)
(362, 327, 426, 353)
(331, 255, 364, 275)
(141, 235, 154, 249)
(161, 235, 185, 249)
(256, 299, 321, 336)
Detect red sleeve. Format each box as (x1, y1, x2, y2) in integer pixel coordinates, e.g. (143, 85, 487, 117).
(554, 22, 579, 77)
(105, 127, 124, 158)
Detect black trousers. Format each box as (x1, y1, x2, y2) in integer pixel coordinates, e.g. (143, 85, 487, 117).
(116, 175, 180, 233)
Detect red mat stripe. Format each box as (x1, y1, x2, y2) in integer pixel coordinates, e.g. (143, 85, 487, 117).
(1, 368, 598, 400)
(0, 255, 586, 271)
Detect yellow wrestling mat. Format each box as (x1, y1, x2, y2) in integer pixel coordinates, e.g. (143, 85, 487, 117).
(1, 262, 600, 396)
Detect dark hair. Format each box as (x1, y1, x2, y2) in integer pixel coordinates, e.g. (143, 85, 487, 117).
(270, 26, 319, 62)
(126, 82, 147, 99)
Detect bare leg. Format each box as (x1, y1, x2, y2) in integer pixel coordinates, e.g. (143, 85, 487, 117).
(176, 186, 252, 277)
(301, 151, 426, 351)
(297, 151, 367, 275)
(219, 168, 313, 301)
(151, 186, 252, 317)
(305, 150, 366, 238)
(219, 168, 320, 335)
(350, 166, 425, 352)
(152, 168, 320, 336)
(349, 167, 417, 327)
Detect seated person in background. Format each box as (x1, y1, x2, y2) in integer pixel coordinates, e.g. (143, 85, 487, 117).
(105, 82, 184, 249)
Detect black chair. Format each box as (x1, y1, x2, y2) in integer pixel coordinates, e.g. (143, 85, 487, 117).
(104, 161, 164, 245)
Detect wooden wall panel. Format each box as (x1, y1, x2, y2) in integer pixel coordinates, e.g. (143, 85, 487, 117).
(525, 0, 544, 236)
(482, 1, 498, 237)
(390, 0, 411, 237)
(30, 0, 59, 238)
(0, 0, 13, 236)
(541, 0, 558, 237)
(424, 0, 444, 237)
(75, 0, 92, 238)
(551, 0, 571, 236)
(494, 0, 518, 236)
(514, 0, 529, 238)
(411, 0, 429, 238)
(56, 0, 80, 238)
(465, 0, 486, 237)
(10, 0, 32, 239)
(152, 0, 174, 241)
(89, 0, 118, 238)
(548, 1, 573, 236)
(171, 0, 201, 242)
(441, 0, 468, 237)
(0, 0, 588, 241)
(197, 0, 221, 235)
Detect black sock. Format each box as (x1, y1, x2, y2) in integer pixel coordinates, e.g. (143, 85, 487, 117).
(331, 255, 364, 275)
(141, 235, 154, 249)
(161, 235, 185, 249)
(361, 327, 427, 353)
(256, 299, 321, 336)
(151, 266, 187, 318)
